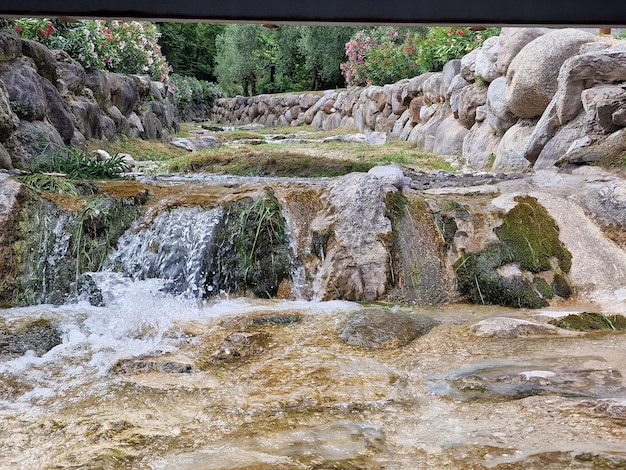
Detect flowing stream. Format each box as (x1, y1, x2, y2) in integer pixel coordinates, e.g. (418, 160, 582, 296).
(1, 172, 626, 469)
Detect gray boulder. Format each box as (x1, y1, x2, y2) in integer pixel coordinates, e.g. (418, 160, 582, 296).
(555, 50, 626, 126)
(84, 67, 110, 109)
(474, 36, 501, 83)
(0, 29, 22, 62)
(42, 79, 74, 143)
(109, 73, 139, 116)
(55, 50, 86, 94)
(492, 122, 534, 172)
(458, 84, 488, 129)
(447, 74, 470, 115)
(496, 27, 551, 75)
(70, 100, 102, 140)
(505, 29, 598, 118)
(581, 84, 626, 133)
(0, 143, 11, 169)
(4, 119, 65, 168)
(432, 113, 469, 156)
(339, 308, 438, 349)
(442, 60, 462, 96)
(0, 80, 17, 142)
(485, 76, 518, 136)
(21, 39, 58, 85)
(462, 121, 501, 170)
(460, 49, 479, 83)
(367, 164, 410, 188)
(534, 112, 590, 169)
(422, 73, 444, 104)
(0, 58, 47, 121)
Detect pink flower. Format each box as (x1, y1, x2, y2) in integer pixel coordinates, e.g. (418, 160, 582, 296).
(14, 25, 22, 34)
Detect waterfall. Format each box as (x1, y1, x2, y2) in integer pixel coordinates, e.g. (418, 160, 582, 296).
(107, 205, 223, 297)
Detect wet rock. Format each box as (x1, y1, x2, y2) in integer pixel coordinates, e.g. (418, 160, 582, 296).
(470, 317, 559, 338)
(430, 361, 625, 401)
(111, 356, 194, 374)
(577, 399, 626, 422)
(367, 164, 410, 189)
(0, 319, 62, 358)
(338, 308, 438, 349)
(208, 331, 270, 363)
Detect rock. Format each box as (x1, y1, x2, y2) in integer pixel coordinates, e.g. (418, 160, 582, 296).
(365, 131, 387, 145)
(99, 114, 117, 140)
(0, 58, 47, 121)
(54, 50, 86, 94)
(505, 29, 598, 118)
(581, 84, 626, 133)
(474, 36, 501, 83)
(140, 110, 161, 140)
(407, 72, 435, 98)
(432, 114, 469, 156)
(368, 164, 410, 189)
(112, 357, 194, 374)
(208, 331, 269, 363)
(492, 122, 534, 172)
(462, 121, 501, 170)
(70, 100, 102, 140)
(0, 143, 10, 169)
(485, 76, 518, 136)
(447, 74, 470, 115)
(555, 50, 626, 126)
(42, 79, 74, 143)
(534, 112, 590, 169)
(0, 80, 17, 142)
(390, 109, 411, 139)
(460, 49, 479, 83)
(613, 107, 626, 127)
(496, 27, 551, 75)
(470, 317, 558, 338)
(311, 173, 392, 301)
(390, 79, 410, 114)
(458, 84, 488, 129)
(21, 39, 59, 87)
(84, 67, 110, 109)
(409, 106, 449, 151)
(0, 319, 62, 358)
(422, 73, 444, 104)
(4, 119, 65, 168)
(548, 311, 626, 331)
(442, 59, 462, 95)
(338, 308, 438, 349)
(0, 29, 22, 62)
(109, 73, 139, 116)
(558, 127, 626, 168)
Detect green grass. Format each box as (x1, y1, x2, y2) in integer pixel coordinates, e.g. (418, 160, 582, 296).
(92, 136, 189, 162)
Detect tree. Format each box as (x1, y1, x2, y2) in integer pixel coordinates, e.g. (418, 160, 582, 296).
(158, 23, 225, 81)
(214, 24, 263, 96)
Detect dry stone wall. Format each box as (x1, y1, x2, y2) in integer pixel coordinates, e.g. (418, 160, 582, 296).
(211, 28, 626, 172)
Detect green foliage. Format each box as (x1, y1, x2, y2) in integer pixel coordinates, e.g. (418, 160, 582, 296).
(215, 24, 263, 96)
(157, 23, 225, 81)
(12, 19, 170, 80)
(168, 74, 225, 108)
(495, 196, 572, 273)
(342, 26, 500, 86)
(31, 147, 130, 180)
(19, 174, 81, 196)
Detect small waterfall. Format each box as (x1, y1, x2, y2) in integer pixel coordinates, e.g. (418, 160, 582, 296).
(107, 205, 223, 297)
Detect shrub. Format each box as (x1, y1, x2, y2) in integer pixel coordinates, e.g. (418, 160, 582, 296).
(167, 73, 226, 107)
(12, 19, 171, 80)
(341, 26, 500, 86)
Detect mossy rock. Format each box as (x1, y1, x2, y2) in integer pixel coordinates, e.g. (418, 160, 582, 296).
(495, 196, 572, 274)
(455, 243, 549, 309)
(549, 312, 626, 331)
(552, 273, 573, 298)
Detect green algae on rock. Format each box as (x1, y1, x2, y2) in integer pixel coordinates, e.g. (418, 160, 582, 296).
(549, 312, 626, 331)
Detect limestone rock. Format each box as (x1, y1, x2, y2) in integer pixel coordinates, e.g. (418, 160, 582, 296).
(496, 27, 551, 75)
(422, 73, 444, 104)
(367, 164, 410, 188)
(407, 72, 435, 98)
(485, 76, 518, 136)
(460, 49, 479, 83)
(84, 67, 110, 109)
(432, 114, 468, 156)
(339, 308, 438, 349)
(0, 80, 16, 142)
(0, 143, 10, 169)
(0, 29, 22, 62)
(462, 121, 501, 170)
(42, 79, 74, 143)
(581, 84, 626, 133)
(442, 60, 462, 96)
(534, 112, 590, 169)
(505, 29, 598, 118)
(0, 58, 47, 121)
(55, 50, 86, 94)
(70, 100, 102, 140)
(474, 36, 501, 83)
(109, 73, 138, 116)
(470, 317, 558, 338)
(492, 122, 534, 172)
(447, 74, 470, 115)
(4, 119, 65, 168)
(458, 84, 488, 129)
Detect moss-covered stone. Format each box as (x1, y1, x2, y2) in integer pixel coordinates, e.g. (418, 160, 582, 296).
(552, 272, 573, 298)
(495, 196, 572, 273)
(549, 312, 626, 331)
(205, 190, 291, 298)
(533, 277, 554, 299)
(455, 243, 549, 309)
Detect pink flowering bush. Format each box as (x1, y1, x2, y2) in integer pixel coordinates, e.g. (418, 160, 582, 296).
(341, 27, 499, 86)
(12, 19, 171, 81)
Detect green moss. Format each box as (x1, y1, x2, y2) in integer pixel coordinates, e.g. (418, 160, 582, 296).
(206, 190, 291, 298)
(495, 196, 572, 273)
(549, 312, 626, 331)
(455, 243, 549, 309)
(533, 277, 554, 299)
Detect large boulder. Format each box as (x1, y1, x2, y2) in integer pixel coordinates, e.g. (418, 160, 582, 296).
(442, 60, 462, 96)
(55, 50, 86, 94)
(485, 76, 518, 136)
(496, 27, 551, 75)
(460, 49, 479, 83)
(474, 36, 501, 83)
(0, 58, 47, 121)
(554, 49, 626, 126)
(0, 80, 17, 142)
(21, 39, 58, 85)
(432, 113, 469, 156)
(0, 29, 22, 62)
(42, 79, 74, 143)
(4, 119, 65, 168)
(457, 84, 488, 129)
(422, 73, 444, 104)
(70, 100, 102, 140)
(84, 68, 110, 109)
(534, 112, 590, 169)
(0, 143, 11, 169)
(505, 29, 598, 118)
(462, 121, 501, 170)
(109, 73, 139, 116)
(492, 121, 534, 172)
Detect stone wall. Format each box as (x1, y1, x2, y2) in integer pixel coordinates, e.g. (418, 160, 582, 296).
(0, 29, 179, 170)
(211, 28, 626, 172)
